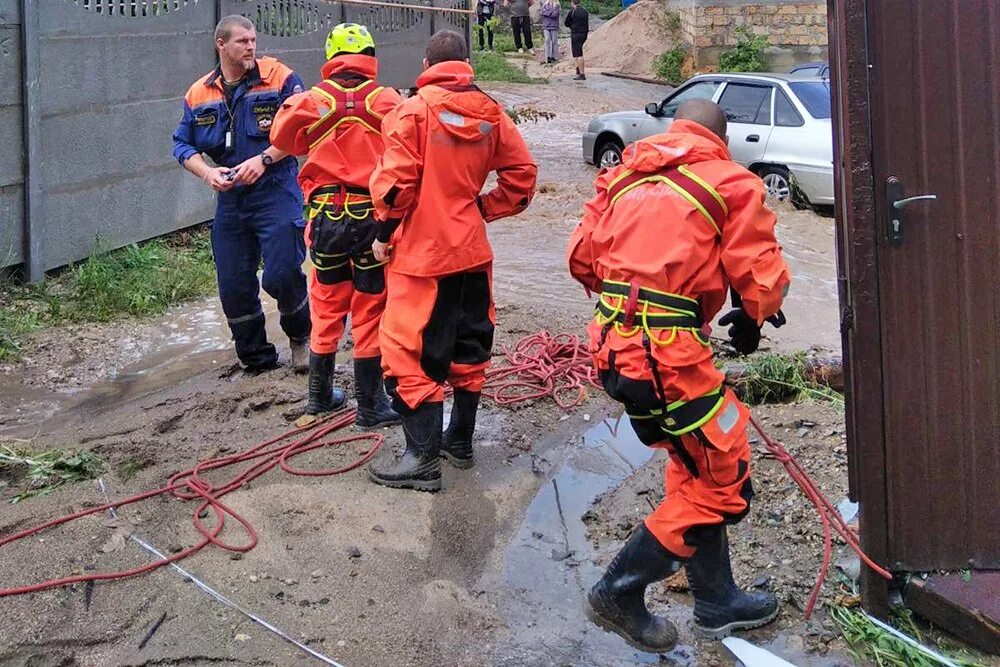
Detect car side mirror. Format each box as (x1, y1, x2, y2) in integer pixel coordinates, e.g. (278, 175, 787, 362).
(645, 102, 661, 117)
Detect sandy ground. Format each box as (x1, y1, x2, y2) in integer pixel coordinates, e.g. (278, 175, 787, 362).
(0, 70, 851, 667)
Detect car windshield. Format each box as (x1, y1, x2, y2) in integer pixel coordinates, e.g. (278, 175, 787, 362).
(789, 81, 831, 119)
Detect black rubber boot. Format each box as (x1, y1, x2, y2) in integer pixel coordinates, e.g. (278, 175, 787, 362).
(686, 525, 779, 638)
(367, 401, 442, 492)
(305, 352, 347, 416)
(440, 390, 479, 469)
(585, 524, 683, 653)
(353, 357, 400, 428)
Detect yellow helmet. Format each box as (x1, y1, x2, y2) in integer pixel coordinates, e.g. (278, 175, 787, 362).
(325, 23, 376, 60)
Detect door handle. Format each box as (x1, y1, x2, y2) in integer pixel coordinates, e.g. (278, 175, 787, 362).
(886, 177, 937, 246)
(893, 195, 938, 209)
(746, 134, 760, 143)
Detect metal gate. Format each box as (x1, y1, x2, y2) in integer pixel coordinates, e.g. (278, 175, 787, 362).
(4, 0, 470, 280)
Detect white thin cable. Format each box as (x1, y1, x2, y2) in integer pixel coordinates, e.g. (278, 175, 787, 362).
(863, 612, 961, 667)
(97, 478, 346, 667)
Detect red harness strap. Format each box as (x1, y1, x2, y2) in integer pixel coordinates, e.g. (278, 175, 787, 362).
(606, 165, 727, 235)
(305, 78, 383, 145)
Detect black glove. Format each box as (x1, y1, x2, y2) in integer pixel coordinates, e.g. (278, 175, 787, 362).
(719, 308, 761, 355)
(766, 309, 787, 328)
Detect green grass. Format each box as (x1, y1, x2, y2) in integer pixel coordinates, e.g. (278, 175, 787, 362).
(729, 353, 844, 405)
(653, 47, 687, 83)
(0, 227, 216, 360)
(0, 445, 107, 503)
(581, 0, 621, 20)
(830, 603, 990, 667)
(472, 50, 547, 83)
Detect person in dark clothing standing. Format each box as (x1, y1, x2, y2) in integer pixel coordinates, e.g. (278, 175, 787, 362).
(477, 0, 497, 50)
(565, 0, 589, 80)
(505, 0, 535, 54)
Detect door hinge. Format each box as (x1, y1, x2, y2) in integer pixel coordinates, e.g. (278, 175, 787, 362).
(840, 305, 855, 334)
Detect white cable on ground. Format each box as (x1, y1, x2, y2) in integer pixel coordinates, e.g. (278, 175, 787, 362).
(863, 612, 961, 667)
(98, 478, 346, 667)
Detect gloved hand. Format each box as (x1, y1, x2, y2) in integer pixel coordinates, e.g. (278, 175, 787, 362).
(719, 308, 761, 355)
(766, 309, 787, 329)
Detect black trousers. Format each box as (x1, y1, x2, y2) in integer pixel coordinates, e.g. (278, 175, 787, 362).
(511, 16, 533, 50)
(478, 14, 495, 49)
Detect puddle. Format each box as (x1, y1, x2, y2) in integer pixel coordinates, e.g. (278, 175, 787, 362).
(495, 416, 697, 666)
(496, 416, 850, 666)
(0, 290, 291, 435)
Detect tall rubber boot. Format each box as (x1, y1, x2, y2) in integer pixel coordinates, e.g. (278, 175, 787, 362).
(353, 357, 400, 428)
(367, 401, 442, 492)
(305, 352, 347, 416)
(686, 525, 779, 638)
(585, 524, 683, 653)
(440, 389, 479, 469)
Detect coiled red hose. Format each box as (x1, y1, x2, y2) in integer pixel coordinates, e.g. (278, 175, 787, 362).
(483, 330, 600, 409)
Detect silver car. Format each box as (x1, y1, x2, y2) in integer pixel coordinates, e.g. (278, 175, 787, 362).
(582, 73, 834, 207)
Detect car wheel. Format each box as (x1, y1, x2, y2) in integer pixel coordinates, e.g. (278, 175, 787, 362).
(596, 141, 623, 169)
(759, 165, 792, 201)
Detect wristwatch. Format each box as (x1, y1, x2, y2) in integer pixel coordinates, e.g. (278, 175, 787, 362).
(261, 152, 274, 166)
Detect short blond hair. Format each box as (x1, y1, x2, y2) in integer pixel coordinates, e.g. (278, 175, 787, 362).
(215, 15, 254, 43)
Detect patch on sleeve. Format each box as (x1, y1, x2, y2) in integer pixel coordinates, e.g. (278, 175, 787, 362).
(195, 111, 217, 126)
(716, 401, 740, 434)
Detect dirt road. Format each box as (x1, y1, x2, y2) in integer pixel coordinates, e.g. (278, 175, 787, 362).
(0, 72, 850, 667)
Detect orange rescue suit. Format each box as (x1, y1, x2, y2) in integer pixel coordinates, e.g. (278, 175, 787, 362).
(567, 120, 791, 558)
(270, 55, 401, 359)
(370, 61, 537, 409)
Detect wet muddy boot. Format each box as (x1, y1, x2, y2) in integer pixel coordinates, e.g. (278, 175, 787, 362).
(305, 352, 347, 416)
(367, 401, 442, 492)
(289, 338, 310, 374)
(585, 524, 683, 653)
(686, 525, 779, 639)
(440, 389, 479, 469)
(353, 357, 400, 428)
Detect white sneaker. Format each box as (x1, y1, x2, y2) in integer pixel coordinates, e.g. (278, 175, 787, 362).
(518, 48, 525, 54)
(528, 48, 536, 56)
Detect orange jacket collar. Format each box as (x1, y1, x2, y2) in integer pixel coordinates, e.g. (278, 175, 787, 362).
(623, 119, 733, 171)
(321, 54, 378, 80)
(416, 61, 475, 89)
(668, 119, 730, 152)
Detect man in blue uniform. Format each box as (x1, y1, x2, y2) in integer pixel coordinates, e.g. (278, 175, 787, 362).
(173, 15, 311, 372)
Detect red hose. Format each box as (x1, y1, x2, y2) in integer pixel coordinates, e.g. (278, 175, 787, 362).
(749, 415, 893, 618)
(0, 408, 381, 598)
(1, 331, 893, 615)
(483, 330, 600, 409)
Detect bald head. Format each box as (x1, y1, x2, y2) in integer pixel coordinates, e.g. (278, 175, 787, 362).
(674, 99, 728, 140)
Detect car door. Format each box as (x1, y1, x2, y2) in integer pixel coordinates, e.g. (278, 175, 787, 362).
(638, 79, 723, 138)
(717, 82, 775, 166)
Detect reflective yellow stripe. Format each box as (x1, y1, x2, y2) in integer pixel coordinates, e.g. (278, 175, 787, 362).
(607, 170, 723, 237)
(678, 164, 728, 218)
(606, 168, 637, 192)
(663, 389, 725, 436)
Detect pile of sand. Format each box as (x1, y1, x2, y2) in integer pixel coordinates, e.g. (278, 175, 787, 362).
(584, 0, 681, 77)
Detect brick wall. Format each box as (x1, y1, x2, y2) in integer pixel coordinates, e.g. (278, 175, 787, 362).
(671, 0, 828, 69)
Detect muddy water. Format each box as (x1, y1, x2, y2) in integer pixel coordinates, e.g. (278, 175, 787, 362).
(495, 416, 698, 666)
(496, 415, 853, 667)
(488, 78, 842, 355)
(0, 290, 294, 435)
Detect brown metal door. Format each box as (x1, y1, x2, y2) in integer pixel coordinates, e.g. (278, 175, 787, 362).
(867, 0, 1000, 571)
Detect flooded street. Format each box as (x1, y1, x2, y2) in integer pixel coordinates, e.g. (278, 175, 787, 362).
(0, 73, 851, 667)
(488, 74, 841, 355)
